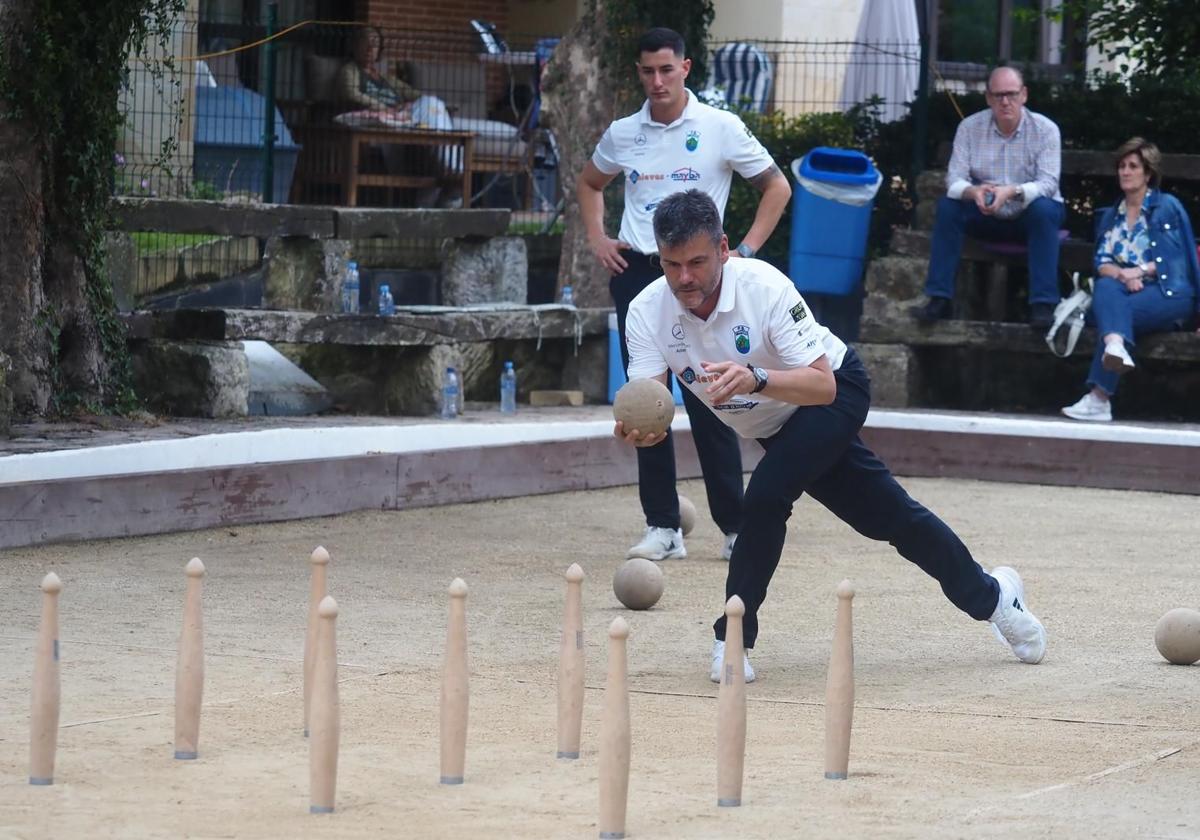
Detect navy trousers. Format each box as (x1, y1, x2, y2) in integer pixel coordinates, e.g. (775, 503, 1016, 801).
(611, 251, 744, 534)
(713, 349, 1000, 648)
(924, 195, 1065, 306)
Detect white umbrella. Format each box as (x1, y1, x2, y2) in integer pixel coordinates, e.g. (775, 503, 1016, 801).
(840, 0, 921, 123)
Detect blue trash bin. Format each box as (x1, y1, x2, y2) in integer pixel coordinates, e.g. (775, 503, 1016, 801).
(788, 147, 881, 295)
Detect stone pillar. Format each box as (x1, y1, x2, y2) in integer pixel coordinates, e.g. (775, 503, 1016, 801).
(854, 343, 920, 407)
(131, 340, 249, 418)
(103, 233, 139, 312)
(0, 351, 11, 436)
(263, 236, 349, 312)
(913, 170, 946, 231)
(440, 236, 528, 305)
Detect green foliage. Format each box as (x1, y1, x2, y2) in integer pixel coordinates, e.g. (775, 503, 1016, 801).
(1050, 0, 1200, 78)
(723, 109, 864, 267)
(597, 0, 716, 111)
(0, 0, 186, 413)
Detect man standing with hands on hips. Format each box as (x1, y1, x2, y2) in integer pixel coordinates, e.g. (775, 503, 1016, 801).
(578, 27, 791, 562)
(617, 189, 1047, 682)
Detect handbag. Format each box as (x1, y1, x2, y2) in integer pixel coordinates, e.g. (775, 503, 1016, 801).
(1045, 272, 1092, 358)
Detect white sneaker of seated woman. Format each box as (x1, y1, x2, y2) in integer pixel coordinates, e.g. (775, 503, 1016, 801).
(1102, 341, 1136, 373)
(1061, 392, 1112, 422)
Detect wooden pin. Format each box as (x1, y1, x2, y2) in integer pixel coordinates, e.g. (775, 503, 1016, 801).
(824, 580, 856, 780)
(29, 572, 62, 786)
(598, 617, 630, 839)
(716, 595, 747, 807)
(439, 578, 469, 785)
(309, 595, 340, 814)
(174, 558, 206, 760)
(557, 563, 585, 759)
(303, 546, 330, 737)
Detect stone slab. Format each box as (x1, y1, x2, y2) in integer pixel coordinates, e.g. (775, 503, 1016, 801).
(112, 198, 336, 238)
(333, 208, 511, 239)
(120, 307, 611, 346)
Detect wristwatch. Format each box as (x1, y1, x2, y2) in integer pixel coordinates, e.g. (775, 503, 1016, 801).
(748, 364, 769, 393)
(735, 242, 756, 258)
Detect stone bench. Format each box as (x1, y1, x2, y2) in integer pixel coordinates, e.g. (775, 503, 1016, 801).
(121, 306, 611, 417)
(107, 199, 601, 418)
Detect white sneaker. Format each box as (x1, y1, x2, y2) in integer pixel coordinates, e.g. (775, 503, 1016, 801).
(626, 526, 686, 561)
(1061, 392, 1111, 422)
(988, 566, 1046, 664)
(709, 639, 755, 684)
(1102, 341, 1136, 373)
(720, 533, 738, 562)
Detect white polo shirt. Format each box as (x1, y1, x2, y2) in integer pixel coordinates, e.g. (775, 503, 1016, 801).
(591, 92, 775, 255)
(625, 258, 848, 439)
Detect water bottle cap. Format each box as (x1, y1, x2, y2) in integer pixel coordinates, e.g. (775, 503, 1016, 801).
(380, 284, 389, 292)
(563, 285, 572, 291)
(447, 366, 456, 373)
(504, 361, 513, 370)
(348, 260, 358, 269)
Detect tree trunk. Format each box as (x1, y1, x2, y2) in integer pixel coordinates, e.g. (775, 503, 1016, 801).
(540, 4, 617, 309)
(0, 0, 108, 418)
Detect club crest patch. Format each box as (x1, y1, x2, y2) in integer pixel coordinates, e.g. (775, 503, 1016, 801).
(685, 130, 700, 152)
(733, 324, 751, 354)
(681, 366, 697, 384)
(789, 301, 808, 322)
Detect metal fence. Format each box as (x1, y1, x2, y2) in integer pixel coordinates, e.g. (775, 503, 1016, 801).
(116, 10, 924, 300)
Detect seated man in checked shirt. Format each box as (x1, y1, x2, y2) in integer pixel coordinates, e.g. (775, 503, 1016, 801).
(912, 66, 1065, 329)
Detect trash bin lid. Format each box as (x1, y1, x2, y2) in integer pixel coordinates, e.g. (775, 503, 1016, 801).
(797, 147, 878, 185)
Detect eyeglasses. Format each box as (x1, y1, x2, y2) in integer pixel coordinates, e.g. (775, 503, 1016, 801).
(987, 90, 1022, 102)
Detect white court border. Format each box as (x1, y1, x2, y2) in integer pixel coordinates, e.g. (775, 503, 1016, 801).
(2, 410, 1198, 487)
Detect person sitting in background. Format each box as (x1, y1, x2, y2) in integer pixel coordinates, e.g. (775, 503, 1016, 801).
(912, 66, 1064, 328)
(1062, 138, 1200, 422)
(337, 26, 460, 205)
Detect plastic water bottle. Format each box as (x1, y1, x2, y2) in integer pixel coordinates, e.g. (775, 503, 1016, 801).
(378, 283, 395, 316)
(499, 361, 517, 414)
(440, 367, 460, 420)
(342, 260, 360, 313)
(560, 285, 574, 307)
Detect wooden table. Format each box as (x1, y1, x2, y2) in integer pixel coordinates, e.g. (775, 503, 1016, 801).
(340, 127, 475, 207)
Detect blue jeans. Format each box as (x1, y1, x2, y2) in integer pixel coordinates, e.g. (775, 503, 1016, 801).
(924, 196, 1065, 305)
(1086, 276, 1196, 395)
(713, 349, 999, 649)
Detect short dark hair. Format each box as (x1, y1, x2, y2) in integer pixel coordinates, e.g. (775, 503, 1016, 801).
(637, 28, 685, 59)
(653, 189, 723, 249)
(1114, 137, 1162, 188)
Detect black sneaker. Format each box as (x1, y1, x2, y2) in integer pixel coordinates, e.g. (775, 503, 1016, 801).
(1029, 303, 1055, 329)
(911, 296, 952, 324)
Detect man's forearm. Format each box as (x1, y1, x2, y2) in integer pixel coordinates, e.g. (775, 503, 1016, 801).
(758, 363, 835, 406)
(741, 168, 790, 251)
(577, 180, 608, 241)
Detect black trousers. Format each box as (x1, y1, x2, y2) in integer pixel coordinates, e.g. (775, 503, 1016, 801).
(713, 349, 1000, 648)
(610, 250, 744, 534)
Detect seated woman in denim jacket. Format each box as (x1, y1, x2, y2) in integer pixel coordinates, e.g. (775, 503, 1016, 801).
(1062, 138, 1200, 422)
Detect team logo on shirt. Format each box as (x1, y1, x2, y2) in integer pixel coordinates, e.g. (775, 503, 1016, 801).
(680, 366, 697, 384)
(629, 169, 640, 184)
(733, 324, 751, 354)
(644, 201, 659, 212)
(670, 167, 701, 182)
(685, 130, 700, 152)
(789, 301, 808, 322)
(671, 324, 685, 340)
(634, 132, 647, 146)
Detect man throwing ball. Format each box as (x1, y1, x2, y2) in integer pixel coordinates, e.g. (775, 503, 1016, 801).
(614, 190, 1047, 682)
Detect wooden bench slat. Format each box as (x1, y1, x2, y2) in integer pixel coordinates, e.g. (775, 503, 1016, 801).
(113, 198, 337, 238)
(333, 208, 511, 239)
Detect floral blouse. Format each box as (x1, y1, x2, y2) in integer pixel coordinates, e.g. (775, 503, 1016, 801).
(1096, 190, 1153, 269)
